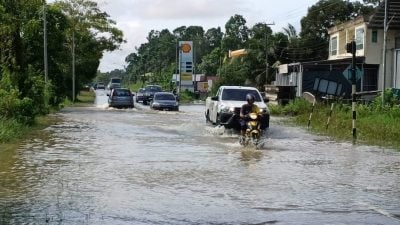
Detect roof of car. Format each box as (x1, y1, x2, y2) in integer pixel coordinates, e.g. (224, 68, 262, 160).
(113, 88, 129, 91)
(220, 85, 258, 90)
(154, 92, 173, 95)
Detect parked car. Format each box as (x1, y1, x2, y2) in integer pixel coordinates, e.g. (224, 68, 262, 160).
(150, 92, 179, 111)
(143, 85, 162, 105)
(107, 88, 134, 108)
(136, 88, 145, 103)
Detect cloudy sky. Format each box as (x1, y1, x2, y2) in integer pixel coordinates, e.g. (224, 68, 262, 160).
(94, 0, 319, 72)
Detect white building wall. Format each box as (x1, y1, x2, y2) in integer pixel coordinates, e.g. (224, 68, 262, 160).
(369, 30, 398, 89)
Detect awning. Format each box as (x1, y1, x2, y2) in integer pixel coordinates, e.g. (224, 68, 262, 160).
(368, 0, 400, 30)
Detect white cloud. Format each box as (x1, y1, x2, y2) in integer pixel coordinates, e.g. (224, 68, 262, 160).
(101, 0, 243, 21)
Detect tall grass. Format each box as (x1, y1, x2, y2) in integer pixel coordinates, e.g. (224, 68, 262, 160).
(270, 93, 400, 150)
(0, 118, 27, 143)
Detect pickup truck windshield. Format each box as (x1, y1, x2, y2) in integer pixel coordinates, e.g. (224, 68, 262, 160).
(221, 89, 262, 101)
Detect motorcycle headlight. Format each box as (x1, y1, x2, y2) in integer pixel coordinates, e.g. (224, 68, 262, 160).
(249, 113, 258, 120)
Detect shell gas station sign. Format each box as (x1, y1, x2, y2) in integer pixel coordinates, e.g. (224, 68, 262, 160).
(179, 41, 193, 84)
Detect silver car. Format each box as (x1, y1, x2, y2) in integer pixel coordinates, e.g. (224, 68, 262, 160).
(150, 92, 179, 111)
(108, 88, 134, 108)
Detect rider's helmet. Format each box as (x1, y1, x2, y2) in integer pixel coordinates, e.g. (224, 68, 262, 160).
(246, 93, 255, 104)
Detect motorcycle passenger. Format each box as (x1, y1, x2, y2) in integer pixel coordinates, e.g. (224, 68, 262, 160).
(240, 93, 260, 138)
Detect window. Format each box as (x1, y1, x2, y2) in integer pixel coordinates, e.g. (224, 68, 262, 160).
(372, 30, 378, 43)
(356, 28, 364, 50)
(330, 36, 338, 56)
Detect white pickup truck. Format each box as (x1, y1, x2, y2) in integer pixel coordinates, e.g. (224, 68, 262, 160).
(205, 86, 270, 130)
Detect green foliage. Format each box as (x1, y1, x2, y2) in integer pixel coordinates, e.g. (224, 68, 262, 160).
(218, 58, 248, 85)
(0, 118, 27, 143)
(23, 67, 50, 115)
(198, 47, 222, 75)
(282, 98, 312, 115)
(271, 94, 400, 149)
(0, 73, 36, 124)
(269, 98, 312, 116)
(178, 90, 196, 103)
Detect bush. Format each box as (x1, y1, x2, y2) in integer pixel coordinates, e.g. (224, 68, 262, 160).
(179, 90, 196, 103)
(0, 117, 27, 142)
(0, 70, 37, 124)
(270, 98, 312, 116)
(23, 66, 50, 115)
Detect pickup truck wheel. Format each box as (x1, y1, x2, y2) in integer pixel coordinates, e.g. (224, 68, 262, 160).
(216, 113, 221, 125)
(205, 111, 211, 123)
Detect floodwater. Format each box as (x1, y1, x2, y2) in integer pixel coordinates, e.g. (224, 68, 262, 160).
(1, 89, 400, 225)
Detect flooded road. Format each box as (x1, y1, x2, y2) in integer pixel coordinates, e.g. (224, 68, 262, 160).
(1, 89, 400, 224)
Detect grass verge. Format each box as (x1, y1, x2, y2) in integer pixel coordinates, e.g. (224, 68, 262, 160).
(62, 90, 96, 108)
(269, 98, 400, 150)
(0, 115, 59, 146)
(0, 89, 93, 145)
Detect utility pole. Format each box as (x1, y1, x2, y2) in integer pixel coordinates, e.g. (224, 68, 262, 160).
(72, 30, 76, 102)
(43, 1, 48, 84)
(264, 22, 275, 84)
(381, 0, 388, 106)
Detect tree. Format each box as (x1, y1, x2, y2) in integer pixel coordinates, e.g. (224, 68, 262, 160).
(223, 14, 249, 51)
(205, 27, 223, 49)
(198, 47, 222, 76)
(55, 0, 124, 99)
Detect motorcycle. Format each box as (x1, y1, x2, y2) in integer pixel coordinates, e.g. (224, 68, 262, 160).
(239, 112, 262, 147)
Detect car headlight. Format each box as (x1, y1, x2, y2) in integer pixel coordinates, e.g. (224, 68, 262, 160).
(221, 105, 234, 113)
(152, 103, 160, 106)
(259, 108, 270, 114)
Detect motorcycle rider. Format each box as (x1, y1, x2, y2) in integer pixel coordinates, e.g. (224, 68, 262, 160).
(239, 93, 261, 140)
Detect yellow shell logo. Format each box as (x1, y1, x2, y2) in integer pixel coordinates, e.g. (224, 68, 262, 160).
(181, 43, 191, 53)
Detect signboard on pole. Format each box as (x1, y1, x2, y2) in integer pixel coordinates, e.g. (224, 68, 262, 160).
(179, 41, 193, 87)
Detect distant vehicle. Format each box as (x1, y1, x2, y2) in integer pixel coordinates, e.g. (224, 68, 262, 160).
(143, 85, 162, 105)
(107, 77, 121, 90)
(136, 88, 145, 103)
(150, 92, 179, 111)
(107, 88, 134, 108)
(96, 82, 105, 89)
(205, 86, 269, 130)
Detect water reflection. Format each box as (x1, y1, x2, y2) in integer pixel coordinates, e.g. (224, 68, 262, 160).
(240, 149, 263, 163)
